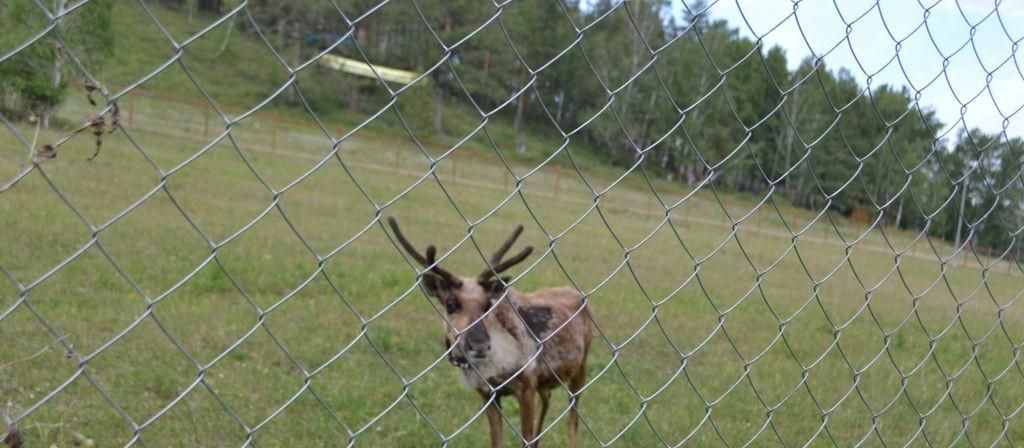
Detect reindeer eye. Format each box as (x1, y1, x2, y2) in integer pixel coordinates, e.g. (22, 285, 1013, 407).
(445, 300, 459, 314)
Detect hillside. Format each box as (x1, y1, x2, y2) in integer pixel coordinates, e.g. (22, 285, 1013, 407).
(3, 1, 1024, 446)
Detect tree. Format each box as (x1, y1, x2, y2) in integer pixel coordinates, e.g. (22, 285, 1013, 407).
(0, 0, 113, 126)
(502, 0, 577, 153)
(128, 0, 1009, 254)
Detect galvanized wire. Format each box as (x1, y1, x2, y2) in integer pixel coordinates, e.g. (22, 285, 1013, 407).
(2, 0, 1024, 446)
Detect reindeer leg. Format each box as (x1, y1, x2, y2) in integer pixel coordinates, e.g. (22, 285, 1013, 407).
(536, 388, 550, 441)
(484, 395, 504, 448)
(567, 369, 586, 448)
(516, 379, 538, 448)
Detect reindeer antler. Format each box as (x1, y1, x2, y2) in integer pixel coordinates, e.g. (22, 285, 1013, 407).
(488, 225, 523, 266)
(479, 225, 534, 281)
(388, 217, 455, 282)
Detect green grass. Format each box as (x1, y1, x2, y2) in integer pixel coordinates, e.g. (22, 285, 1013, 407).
(2, 3, 1024, 447)
(3, 87, 1024, 446)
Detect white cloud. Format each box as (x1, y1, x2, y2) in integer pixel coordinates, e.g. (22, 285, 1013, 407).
(937, 0, 1024, 20)
(670, 0, 1024, 138)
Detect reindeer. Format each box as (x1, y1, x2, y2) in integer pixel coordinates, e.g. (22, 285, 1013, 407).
(387, 217, 594, 448)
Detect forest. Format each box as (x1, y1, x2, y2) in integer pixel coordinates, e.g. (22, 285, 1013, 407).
(2, 0, 1022, 256)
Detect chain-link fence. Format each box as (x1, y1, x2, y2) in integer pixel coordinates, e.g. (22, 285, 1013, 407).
(2, 0, 1024, 446)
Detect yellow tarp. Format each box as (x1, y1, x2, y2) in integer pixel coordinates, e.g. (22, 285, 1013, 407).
(319, 54, 420, 85)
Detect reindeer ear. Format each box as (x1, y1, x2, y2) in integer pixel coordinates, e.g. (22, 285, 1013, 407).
(422, 274, 460, 299)
(421, 274, 442, 297)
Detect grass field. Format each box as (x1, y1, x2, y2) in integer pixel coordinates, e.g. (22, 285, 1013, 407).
(3, 85, 1024, 447)
(3, 3, 1024, 447)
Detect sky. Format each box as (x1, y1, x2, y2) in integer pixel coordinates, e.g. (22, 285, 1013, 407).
(670, 0, 1024, 141)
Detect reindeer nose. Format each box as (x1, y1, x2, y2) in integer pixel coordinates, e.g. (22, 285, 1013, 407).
(466, 343, 490, 359)
(465, 324, 491, 357)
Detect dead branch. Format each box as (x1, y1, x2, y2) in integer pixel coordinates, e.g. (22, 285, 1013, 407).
(33, 82, 122, 165)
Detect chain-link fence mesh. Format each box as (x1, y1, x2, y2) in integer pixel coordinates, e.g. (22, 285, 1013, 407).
(3, 0, 1024, 446)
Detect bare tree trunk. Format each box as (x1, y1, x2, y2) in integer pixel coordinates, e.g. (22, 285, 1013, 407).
(349, 83, 360, 113)
(555, 90, 565, 124)
(781, 90, 802, 201)
(636, 91, 657, 152)
(277, 18, 287, 49)
(287, 34, 300, 102)
(794, 172, 807, 207)
(43, 58, 62, 129)
(895, 194, 904, 230)
(215, 13, 237, 57)
(433, 16, 452, 135)
(43, 0, 68, 129)
(513, 75, 528, 154)
(955, 180, 968, 248)
(613, 9, 655, 159)
(433, 87, 443, 134)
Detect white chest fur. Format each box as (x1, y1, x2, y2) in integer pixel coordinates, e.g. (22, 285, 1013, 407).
(455, 324, 536, 392)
